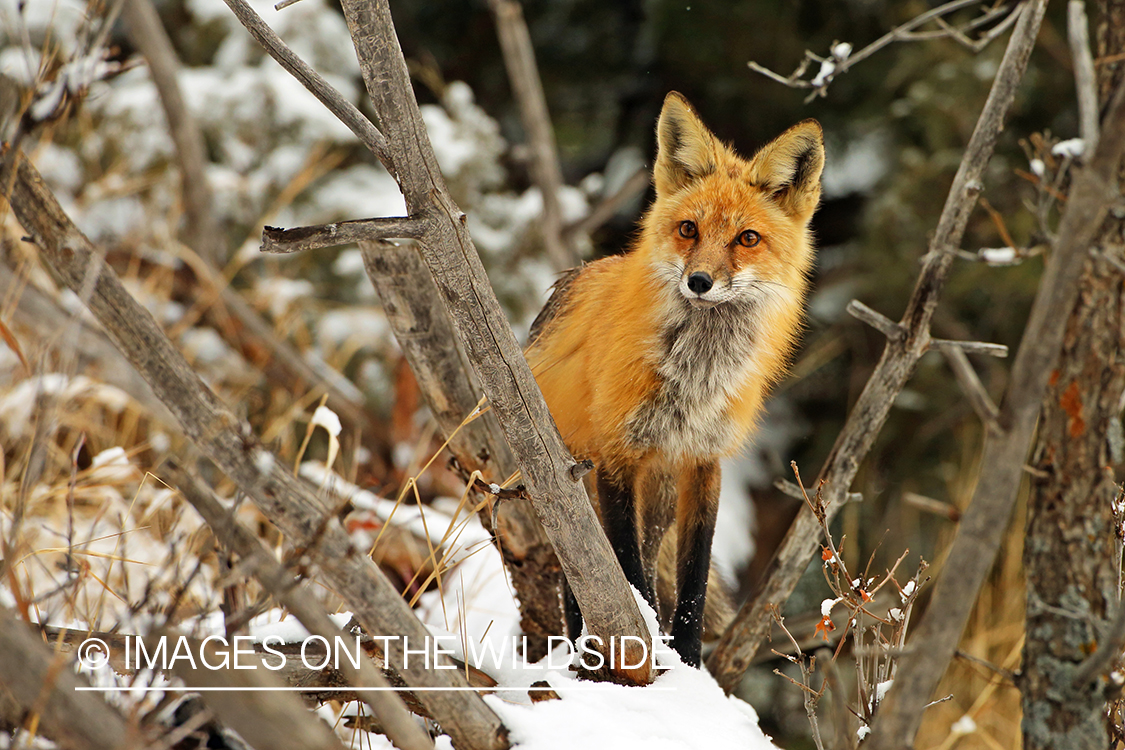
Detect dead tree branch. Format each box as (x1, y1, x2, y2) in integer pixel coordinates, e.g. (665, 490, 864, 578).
(165, 462, 434, 750)
(218, 0, 394, 177)
(489, 0, 577, 271)
(1069, 0, 1100, 149)
(0, 604, 139, 750)
(868, 70, 1125, 750)
(261, 215, 428, 254)
(707, 0, 1050, 694)
(0, 152, 509, 750)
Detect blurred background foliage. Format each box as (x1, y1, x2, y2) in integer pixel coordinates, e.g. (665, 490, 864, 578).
(1, 0, 1089, 746)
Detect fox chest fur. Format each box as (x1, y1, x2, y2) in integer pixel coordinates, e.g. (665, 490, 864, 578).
(624, 293, 762, 459)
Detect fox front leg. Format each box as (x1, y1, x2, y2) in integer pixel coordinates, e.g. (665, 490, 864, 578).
(671, 460, 720, 667)
(597, 466, 656, 610)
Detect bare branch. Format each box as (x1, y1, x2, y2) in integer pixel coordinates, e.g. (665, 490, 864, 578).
(903, 492, 962, 522)
(261, 215, 428, 254)
(748, 0, 1016, 98)
(869, 64, 1125, 750)
(489, 0, 578, 271)
(360, 239, 565, 655)
(0, 605, 136, 750)
(847, 299, 904, 341)
(708, 0, 1050, 694)
(1068, 0, 1100, 150)
(165, 463, 434, 750)
(942, 346, 1001, 429)
(218, 0, 395, 177)
(337, 0, 654, 683)
(928, 338, 1009, 357)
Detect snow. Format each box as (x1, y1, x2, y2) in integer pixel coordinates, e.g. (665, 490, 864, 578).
(1051, 138, 1085, 159)
(89, 447, 136, 483)
(980, 247, 1018, 266)
(821, 597, 841, 617)
(811, 59, 835, 87)
(489, 662, 776, 750)
(311, 405, 343, 437)
(951, 714, 977, 735)
(831, 42, 853, 63)
(901, 580, 916, 599)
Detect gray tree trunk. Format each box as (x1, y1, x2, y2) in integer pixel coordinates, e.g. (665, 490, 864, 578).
(1019, 2, 1125, 747)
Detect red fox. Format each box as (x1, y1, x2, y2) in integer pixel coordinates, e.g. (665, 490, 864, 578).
(526, 92, 824, 667)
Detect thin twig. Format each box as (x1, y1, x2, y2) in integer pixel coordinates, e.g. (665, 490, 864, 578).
(748, 0, 1014, 97)
(929, 338, 1009, 357)
(942, 346, 1001, 429)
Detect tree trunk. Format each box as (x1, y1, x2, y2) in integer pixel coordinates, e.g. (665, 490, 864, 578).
(1020, 2, 1125, 747)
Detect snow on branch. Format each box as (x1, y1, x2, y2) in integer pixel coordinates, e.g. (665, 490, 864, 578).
(749, 0, 1023, 102)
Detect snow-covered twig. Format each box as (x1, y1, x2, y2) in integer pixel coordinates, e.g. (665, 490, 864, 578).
(748, 0, 1021, 101)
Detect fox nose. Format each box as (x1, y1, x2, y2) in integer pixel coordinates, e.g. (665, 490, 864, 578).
(687, 272, 713, 295)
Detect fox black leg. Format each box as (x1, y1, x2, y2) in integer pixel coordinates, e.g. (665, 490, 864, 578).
(637, 466, 675, 620)
(671, 460, 720, 667)
(597, 467, 655, 610)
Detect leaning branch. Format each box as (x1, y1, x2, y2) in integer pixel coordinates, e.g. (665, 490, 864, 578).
(707, 0, 1050, 694)
(165, 462, 434, 750)
(0, 605, 136, 750)
(867, 71, 1125, 750)
(341, 0, 655, 682)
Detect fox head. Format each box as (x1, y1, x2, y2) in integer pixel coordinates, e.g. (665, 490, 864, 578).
(641, 92, 824, 310)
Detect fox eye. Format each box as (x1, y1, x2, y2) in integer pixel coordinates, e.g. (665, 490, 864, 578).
(678, 221, 697, 239)
(738, 229, 762, 247)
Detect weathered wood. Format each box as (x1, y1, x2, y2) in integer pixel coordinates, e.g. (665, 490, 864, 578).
(142, 633, 346, 750)
(360, 240, 565, 656)
(869, 57, 1125, 750)
(336, 0, 653, 682)
(165, 462, 434, 750)
(1019, 3, 1125, 747)
(0, 152, 509, 750)
(0, 605, 140, 750)
(262, 216, 427, 254)
(707, 0, 1050, 693)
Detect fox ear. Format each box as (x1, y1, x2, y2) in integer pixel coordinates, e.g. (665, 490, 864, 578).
(748, 120, 825, 219)
(653, 92, 719, 196)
